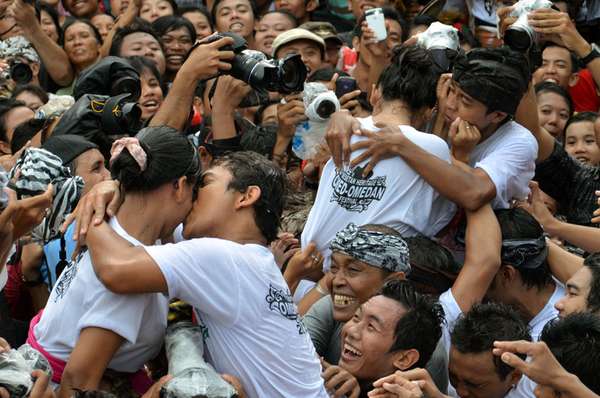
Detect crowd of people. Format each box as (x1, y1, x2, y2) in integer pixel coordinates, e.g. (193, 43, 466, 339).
(0, 0, 599, 397)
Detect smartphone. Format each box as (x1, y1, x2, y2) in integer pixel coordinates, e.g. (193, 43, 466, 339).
(365, 8, 387, 42)
(335, 76, 358, 98)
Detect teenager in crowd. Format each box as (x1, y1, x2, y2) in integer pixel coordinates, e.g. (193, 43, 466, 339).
(110, 21, 167, 76)
(30, 127, 200, 397)
(211, 0, 256, 48)
(152, 15, 196, 83)
(179, 6, 214, 40)
(129, 56, 165, 122)
(91, 13, 116, 42)
(254, 10, 298, 57)
(140, 0, 177, 23)
(563, 112, 600, 167)
(535, 82, 573, 139)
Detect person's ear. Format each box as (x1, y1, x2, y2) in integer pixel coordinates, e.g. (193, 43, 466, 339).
(198, 146, 212, 170)
(173, 176, 189, 203)
(488, 110, 508, 124)
(0, 140, 10, 155)
(235, 185, 261, 210)
(502, 264, 518, 283)
(386, 271, 406, 281)
(508, 369, 523, 389)
(306, 0, 317, 12)
(392, 349, 420, 371)
(568, 72, 579, 88)
(369, 85, 381, 108)
(30, 62, 40, 79)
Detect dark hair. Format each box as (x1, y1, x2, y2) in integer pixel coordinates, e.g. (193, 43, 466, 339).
(354, 7, 408, 42)
(213, 151, 286, 243)
(110, 19, 163, 57)
(405, 236, 459, 296)
(211, 0, 257, 26)
(178, 5, 215, 31)
(254, 101, 279, 125)
(152, 15, 197, 43)
(495, 208, 553, 289)
(583, 253, 600, 314)
(379, 279, 444, 369)
(61, 18, 103, 46)
(128, 55, 165, 95)
(377, 45, 439, 110)
(451, 302, 531, 379)
(410, 14, 436, 28)
(307, 67, 349, 82)
(259, 9, 298, 27)
(38, 2, 61, 39)
(565, 111, 598, 132)
(534, 81, 574, 116)
(542, 43, 580, 73)
(11, 118, 48, 154)
(541, 312, 600, 393)
(11, 84, 49, 105)
(0, 99, 28, 143)
(111, 125, 200, 192)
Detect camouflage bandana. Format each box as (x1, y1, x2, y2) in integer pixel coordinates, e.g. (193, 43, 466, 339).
(330, 223, 411, 274)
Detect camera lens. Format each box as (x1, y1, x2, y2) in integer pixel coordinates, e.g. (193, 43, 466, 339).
(504, 28, 533, 52)
(10, 63, 33, 85)
(316, 99, 337, 119)
(278, 54, 306, 93)
(111, 76, 141, 101)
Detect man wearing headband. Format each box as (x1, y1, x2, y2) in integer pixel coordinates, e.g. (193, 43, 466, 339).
(304, 223, 448, 397)
(325, 46, 536, 211)
(486, 208, 564, 342)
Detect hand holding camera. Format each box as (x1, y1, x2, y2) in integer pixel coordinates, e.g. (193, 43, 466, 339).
(526, 8, 591, 58)
(7, 0, 37, 37)
(180, 35, 236, 81)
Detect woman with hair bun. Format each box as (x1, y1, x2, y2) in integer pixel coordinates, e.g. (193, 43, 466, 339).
(27, 126, 200, 398)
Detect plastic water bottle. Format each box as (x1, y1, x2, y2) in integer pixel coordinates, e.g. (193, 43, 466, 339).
(292, 120, 311, 159)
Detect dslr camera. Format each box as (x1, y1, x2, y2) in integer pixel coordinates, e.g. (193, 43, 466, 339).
(204, 32, 307, 94)
(416, 21, 461, 73)
(504, 0, 554, 52)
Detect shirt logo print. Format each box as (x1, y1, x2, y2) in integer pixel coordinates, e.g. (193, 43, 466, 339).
(265, 284, 306, 335)
(330, 165, 387, 213)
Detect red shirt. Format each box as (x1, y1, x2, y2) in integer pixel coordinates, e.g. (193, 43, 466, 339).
(570, 69, 600, 112)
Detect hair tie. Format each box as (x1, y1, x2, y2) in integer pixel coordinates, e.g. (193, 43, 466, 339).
(110, 137, 147, 171)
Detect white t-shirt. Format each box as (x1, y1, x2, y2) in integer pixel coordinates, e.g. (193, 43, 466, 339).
(302, 117, 456, 269)
(145, 238, 328, 398)
(468, 121, 537, 209)
(439, 289, 543, 398)
(34, 217, 169, 372)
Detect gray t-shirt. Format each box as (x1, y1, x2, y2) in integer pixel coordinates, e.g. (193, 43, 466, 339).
(304, 296, 449, 393)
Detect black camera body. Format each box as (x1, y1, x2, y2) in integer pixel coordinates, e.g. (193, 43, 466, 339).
(204, 32, 307, 94)
(0, 61, 33, 85)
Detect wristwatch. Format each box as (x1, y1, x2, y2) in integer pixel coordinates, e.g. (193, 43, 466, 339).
(581, 43, 600, 66)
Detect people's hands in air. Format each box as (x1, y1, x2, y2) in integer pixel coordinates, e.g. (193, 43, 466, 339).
(449, 117, 481, 164)
(368, 372, 425, 398)
(211, 75, 252, 112)
(270, 232, 300, 269)
(221, 374, 247, 398)
(179, 36, 235, 81)
(339, 89, 368, 118)
(372, 369, 447, 398)
(326, 110, 362, 168)
(350, 123, 407, 177)
(493, 340, 570, 391)
(11, 184, 53, 239)
(283, 242, 324, 285)
(61, 180, 121, 243)
(518, 181, 556, 229)
(277, 93, 307, 138)
(321, 359, 360, 398)
(360, 21, 389, 64)
(7, 0, 38, 37)
(527, 8, 592, 58)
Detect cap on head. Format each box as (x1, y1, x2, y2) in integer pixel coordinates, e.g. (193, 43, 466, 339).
(42, 134, 99, 165)
(299, 21, 342, 46)
(272, 28, 325, 58)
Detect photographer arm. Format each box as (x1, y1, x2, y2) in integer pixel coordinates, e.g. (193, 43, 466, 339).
(210, 76, 252, 140)
(515, 84, 555, 162)
(11, 0, 74, 86)
(149, 38, 235, 131)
